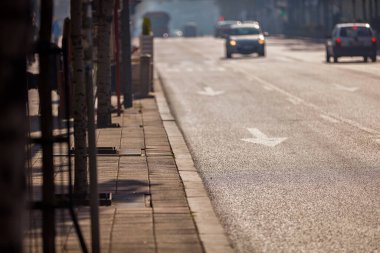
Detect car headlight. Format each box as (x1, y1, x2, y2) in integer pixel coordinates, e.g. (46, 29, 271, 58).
(258, 35, 265, 45)
(230, 40, 237, 46)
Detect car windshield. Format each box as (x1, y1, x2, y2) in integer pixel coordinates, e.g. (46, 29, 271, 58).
(230, 27, 260, 36)
(340, 27, 372, 37)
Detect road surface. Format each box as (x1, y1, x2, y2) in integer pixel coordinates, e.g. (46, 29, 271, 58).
(155, 36, 380, 253)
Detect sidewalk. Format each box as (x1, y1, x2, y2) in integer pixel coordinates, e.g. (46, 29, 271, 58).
(26, 80, 233, 252)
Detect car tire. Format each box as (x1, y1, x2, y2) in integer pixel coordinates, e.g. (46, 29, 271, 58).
(326, 48, 330, 63)
(364, 56, 368, 62)
(258, 50, 265, 57)
(226, 51, 232, 59)
(333, 56, 338, 63)
(371, 55, 377, 62)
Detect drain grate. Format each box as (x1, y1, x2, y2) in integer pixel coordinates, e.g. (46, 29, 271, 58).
(70, 147, 118, 155)
(118, 149, 143, 156)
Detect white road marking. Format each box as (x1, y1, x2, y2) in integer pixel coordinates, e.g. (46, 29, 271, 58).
(263, 85, 274, 91)
(276, 56, 294, 62)
(167, 68, 180, 72)
(286, 97, 302, 105)
(214, 67, 226, 72)
(194, 67, 204, 72)
(320, 114, 339, 123)
(334, 84, 359, 92)
(166, 66, 226, 73)
(247, 74, 380, 137)
(181, 61, 195, 66)
(198, 87, 225, 96)
(242, 128, 287, 147)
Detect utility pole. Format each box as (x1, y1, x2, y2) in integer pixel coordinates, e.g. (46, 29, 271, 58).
(96, 0, 115, 127)
(71, 0, 88, 199)
(82, 0, 100, 252)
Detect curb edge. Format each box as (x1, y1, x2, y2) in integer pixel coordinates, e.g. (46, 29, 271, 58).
(154, 71, 234, 253)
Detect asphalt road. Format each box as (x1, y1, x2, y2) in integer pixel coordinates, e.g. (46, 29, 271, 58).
(155, 36, 380, 253)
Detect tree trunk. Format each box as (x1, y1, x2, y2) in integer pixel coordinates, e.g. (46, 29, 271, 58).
(96, 0, 115, 128)
(121, 0, 133, 108)
(0, 1, 31, 252)
(71, 0, 88, 198)
(82, 0, 101, 252)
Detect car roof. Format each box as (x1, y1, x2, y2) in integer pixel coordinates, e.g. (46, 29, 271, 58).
(217, 20, 240, 25)
(242, 20, 259, 25)
(335, 23, 371, 28)
(230, 23, 260, 29)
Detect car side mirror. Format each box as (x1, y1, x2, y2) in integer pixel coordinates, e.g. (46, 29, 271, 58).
(263, 32, 269, 37)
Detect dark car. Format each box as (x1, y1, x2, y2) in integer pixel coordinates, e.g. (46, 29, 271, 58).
(215, 20, 240, 38)
(326, 23, 377, 63)
(183, 23, 197, 38)
(225, 23, 266, 58)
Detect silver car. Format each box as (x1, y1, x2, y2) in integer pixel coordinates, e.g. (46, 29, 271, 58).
(326, 23, 377, 63)
(225, 23, 266, 59)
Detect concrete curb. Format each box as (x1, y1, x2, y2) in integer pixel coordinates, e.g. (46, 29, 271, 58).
(154, 72, 234, 253)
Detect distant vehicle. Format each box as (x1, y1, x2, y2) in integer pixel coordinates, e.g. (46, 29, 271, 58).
(215, 20, 240, 38)
(326, 23, 377, 63)
(172, 29, 183, 37)
(242, 20, 259, 25)
(225, 23, 266, 59)
(183, 23, 197, 37)
(143, 11, 170, 38)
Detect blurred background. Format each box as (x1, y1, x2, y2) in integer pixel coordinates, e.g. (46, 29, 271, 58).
(41, 0, 380, 39)
(132, 0, 380, 38)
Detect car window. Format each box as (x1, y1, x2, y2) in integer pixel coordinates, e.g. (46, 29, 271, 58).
(340, 27, 372, 37)
(230, 27, 260, 36)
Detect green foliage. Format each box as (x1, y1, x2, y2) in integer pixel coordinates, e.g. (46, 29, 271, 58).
(142, 17, 152, 35)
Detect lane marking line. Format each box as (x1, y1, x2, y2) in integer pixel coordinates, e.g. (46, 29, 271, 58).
(263, 85, 274, 91)
(246, 74, 380, 137)
(286, 97, 302, 105)
(334, 84, 359, 92)
(320, 114, 339, 123)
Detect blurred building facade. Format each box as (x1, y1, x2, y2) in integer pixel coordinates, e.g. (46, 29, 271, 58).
(284, 0, 380, 37)
(216, 0, 380, 36)
(134, 0, 219, 36)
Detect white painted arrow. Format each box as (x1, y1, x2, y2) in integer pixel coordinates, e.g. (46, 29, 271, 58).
(335, 84, 359, 92)
(241, 128, 287, 147)
(198, 87, 225, 96)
